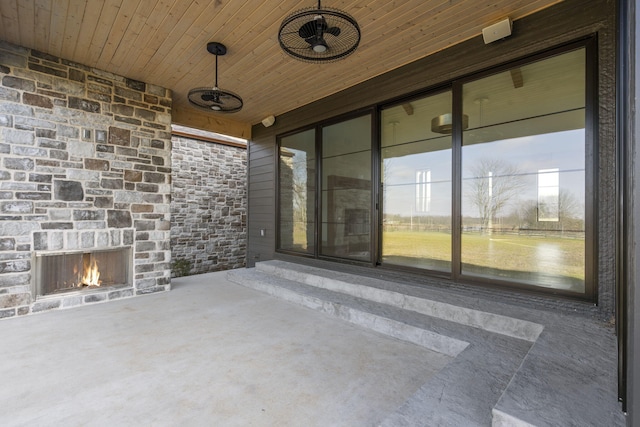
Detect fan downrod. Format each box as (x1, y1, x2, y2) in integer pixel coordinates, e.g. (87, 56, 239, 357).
(187, 41, 243, 113)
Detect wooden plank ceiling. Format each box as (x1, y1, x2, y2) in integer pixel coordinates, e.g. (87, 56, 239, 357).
(0, 0, 561, 138)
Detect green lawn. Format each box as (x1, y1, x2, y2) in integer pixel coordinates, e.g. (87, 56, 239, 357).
(382, 230, 585, 291)
(286, 226, 585, 291)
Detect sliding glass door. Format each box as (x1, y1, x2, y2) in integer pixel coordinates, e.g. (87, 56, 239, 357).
(380, 91, 452, 272)
(460, 47, 588, 293)
(278, 41, 593, 298)
(321, 115, 372, 261)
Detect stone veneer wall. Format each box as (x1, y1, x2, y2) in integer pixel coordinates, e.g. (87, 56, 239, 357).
(0, 41, 172, 319)
(171, 136, 246, 275)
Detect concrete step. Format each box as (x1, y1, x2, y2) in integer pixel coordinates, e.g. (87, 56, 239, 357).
(254, 259, 543, 342)
(227, 260, 624, 427)
(228, 266, 469, 357)
(227, 261, 539, 426)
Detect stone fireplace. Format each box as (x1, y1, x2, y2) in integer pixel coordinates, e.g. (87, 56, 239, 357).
(33, 247, 132, 298)
(0, 41, 173, 318)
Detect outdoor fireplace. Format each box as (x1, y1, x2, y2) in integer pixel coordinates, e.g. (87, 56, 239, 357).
(33, 248, 132, 298)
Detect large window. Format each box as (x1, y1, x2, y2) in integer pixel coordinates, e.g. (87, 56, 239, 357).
(277, 41, 593, 299)
(460, 47, 588, 293)
(381, 91, 452, 272)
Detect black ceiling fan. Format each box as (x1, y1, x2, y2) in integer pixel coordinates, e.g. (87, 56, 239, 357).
(188, 42, 243, 113)
(278, 0, 361, 62)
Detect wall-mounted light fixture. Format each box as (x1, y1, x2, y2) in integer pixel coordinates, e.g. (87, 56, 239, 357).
(262, 115, 276, 127)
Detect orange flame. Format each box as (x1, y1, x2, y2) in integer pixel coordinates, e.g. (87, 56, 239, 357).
(82, 259, 101, 287)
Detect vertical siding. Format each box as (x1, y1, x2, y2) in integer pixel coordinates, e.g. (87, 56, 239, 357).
(246, 135, 275, 266)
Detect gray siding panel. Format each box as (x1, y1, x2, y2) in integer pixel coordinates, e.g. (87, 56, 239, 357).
(247, 135, 276, 266)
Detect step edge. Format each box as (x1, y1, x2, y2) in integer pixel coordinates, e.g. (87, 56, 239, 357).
(228, 270, 469, 357)
(255, 262, 543, 342)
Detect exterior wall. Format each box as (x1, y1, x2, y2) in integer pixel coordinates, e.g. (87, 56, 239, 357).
(625, 0, 640, 423)
(0, 41, 172, 318)
(247, 141, 276, 264)
(248, 0, 617, 317)
(170, 136, 246, 275)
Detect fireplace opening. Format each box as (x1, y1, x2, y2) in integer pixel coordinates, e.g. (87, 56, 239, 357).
(34, 248, 132, 297)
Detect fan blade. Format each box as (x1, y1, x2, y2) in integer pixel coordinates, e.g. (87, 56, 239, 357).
(201, 91, 225, 104)
(326, 26, 341, 37)
(298, 16, 328, 40)
(201, 93, 218, 102)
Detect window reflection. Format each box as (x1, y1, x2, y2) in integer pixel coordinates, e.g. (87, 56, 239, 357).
(321, 115, 372, 261)
(279, 129, 315, 254)
(381, 91, 452, 271)
(461, 48, 586, 292)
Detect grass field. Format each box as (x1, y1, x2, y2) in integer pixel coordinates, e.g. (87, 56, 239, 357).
(382, 230, 585, 291)
(286, 226, 585, 292)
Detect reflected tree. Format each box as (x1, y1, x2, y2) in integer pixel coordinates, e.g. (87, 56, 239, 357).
(466, 158, 526, 232)
(517, 189, 584, 232)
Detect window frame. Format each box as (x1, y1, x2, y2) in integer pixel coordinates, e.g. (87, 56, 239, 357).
(275, 37, 597, 302)
(450, 37, 597, 301)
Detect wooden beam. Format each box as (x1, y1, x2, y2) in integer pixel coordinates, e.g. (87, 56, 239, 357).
(172, 105, 252, 140)
(510, 68, 524, 88)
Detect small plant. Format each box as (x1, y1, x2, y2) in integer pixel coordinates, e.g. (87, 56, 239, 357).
(172, 259, 192, 277)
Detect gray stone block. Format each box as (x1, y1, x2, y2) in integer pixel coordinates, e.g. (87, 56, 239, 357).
(0, 273, 30, 288)
(0, 238, 15, 251)
(0, 308, 16, 319)
(81, 232, 95, 248)
(68, 97, 100, 113)
(0, 87, 20, 102)
(73, 210, 105, 221)
(41, 222, 72, 230)
(108, 126, 130, 146)
(84, 293, 106, 303)
(3, 157, 34, 171)
(32, 299, 61, 312)
(16, 192, 50, 201)
(12, 146, 47, 157)
(114, 85, 142, 101)
(96, 231, 109, 247)
(28, 62, 68, 79)
(61, 296, 83, 307)
(54, 180, 84, 201)
(2, 76, 35, 91)
(1, 201, 33, 214)
(23, 93, 53, 109)
(107, 210, 132, 228)
(100, 178, 123, 189)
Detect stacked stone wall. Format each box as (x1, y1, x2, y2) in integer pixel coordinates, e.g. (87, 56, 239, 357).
(171, 136, 246, 275)
(0, 41, 172, 318)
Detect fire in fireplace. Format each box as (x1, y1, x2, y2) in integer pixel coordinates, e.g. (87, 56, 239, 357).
(34, 248, 131, 297)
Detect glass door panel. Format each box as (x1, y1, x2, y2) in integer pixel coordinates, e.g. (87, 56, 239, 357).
(461, 48, 587, 293)
(278, 129, 316, 254)
(381, 91, 452, 271)
(321, 115, 372, 261)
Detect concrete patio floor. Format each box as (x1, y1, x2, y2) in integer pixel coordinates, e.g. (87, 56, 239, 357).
(0, 271, 452, 427)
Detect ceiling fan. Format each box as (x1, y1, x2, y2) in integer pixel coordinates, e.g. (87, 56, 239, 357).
(278, 0, 361, 62)
(188, 42, 243, 113)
